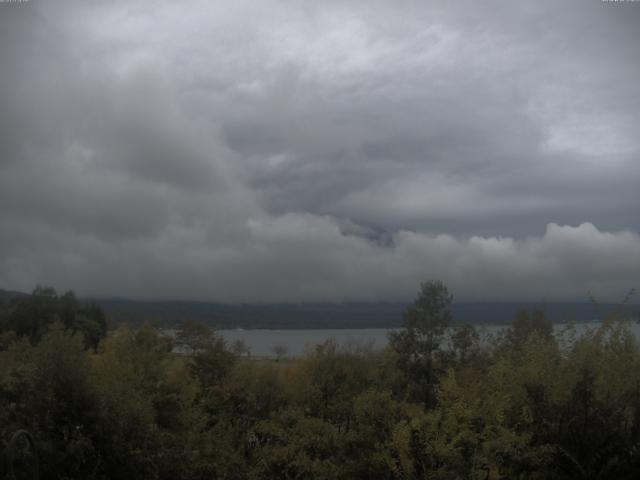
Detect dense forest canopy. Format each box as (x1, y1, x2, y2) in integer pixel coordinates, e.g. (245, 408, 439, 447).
(1, 283, 640, 479)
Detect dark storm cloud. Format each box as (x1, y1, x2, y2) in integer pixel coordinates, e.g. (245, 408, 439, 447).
(0, 0, 638, 302)
(204, 0, 640, 235)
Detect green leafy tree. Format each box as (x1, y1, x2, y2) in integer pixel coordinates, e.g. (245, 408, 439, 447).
(289, 340, 380, 426)
(190, 336, 237, 390)
(1, 286, 107, 349)
(388, 280, 453, 408)
(0, 326, 102, 480)
(176, 320, 213, 354)
(505, 307, 552, 349)
(450, 323, 479, 363)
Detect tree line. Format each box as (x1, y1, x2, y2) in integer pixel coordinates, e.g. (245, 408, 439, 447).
(1, 282, 640, 479)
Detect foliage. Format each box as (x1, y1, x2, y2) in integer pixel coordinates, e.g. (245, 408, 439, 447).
(2, 283, 640, 479)
(388, 280, 453, 407)
(0, 286, 107, 349)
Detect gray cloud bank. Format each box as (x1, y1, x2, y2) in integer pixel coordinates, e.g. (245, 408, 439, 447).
(0, 1, 638, 302)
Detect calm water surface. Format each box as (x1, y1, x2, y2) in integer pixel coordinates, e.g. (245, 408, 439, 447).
(218, 322, 640, 357)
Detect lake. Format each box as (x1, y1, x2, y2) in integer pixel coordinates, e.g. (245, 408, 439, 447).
(217, 321, 640, 357)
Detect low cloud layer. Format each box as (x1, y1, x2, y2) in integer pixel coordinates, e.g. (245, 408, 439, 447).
(0, 1, 638, 302)
(3, 216, 638, 303)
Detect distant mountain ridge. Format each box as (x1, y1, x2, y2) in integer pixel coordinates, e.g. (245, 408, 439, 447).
(0, 288, 28, 302)
(90, 298, 639, 329)
(2, 288, 637, 329)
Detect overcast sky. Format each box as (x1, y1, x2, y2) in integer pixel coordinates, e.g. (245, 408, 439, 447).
(1, 0, 639, 302)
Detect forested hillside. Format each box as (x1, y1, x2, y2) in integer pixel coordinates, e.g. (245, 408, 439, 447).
(4, 289, 637, 329)
(1, 284, 640, 479)
(90, 297, 639, 329)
